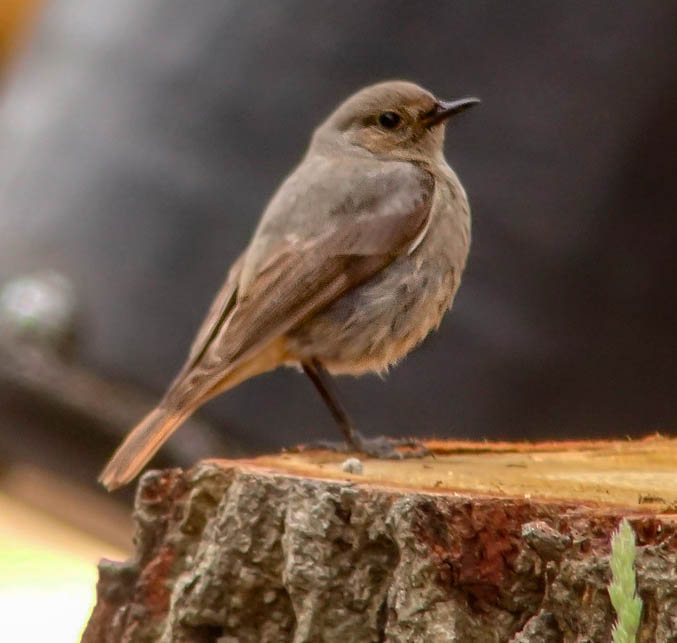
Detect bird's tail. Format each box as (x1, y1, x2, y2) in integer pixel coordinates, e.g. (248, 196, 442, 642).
(98, 405, 194, 491)
(99, 339, 286, 491)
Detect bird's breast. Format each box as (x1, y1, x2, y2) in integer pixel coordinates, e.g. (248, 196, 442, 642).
(285, 175, 471, 375)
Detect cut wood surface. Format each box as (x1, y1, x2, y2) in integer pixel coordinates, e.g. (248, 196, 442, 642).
(84, 436, 677, 643)
(260, 434, 677, 511)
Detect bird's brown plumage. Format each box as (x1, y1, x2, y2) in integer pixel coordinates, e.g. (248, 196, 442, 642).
(99, 80, 475, 490)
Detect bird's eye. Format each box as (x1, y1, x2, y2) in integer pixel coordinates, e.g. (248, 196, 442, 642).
(378, 111, 402, 129)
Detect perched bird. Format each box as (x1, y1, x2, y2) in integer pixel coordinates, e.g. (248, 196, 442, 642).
(100, 80, 479, 490)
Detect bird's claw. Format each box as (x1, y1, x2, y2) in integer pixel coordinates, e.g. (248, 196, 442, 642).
(294, 433, 431, 460)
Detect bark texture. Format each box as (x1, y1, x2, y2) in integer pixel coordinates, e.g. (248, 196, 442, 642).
(84, 455, 677, 642)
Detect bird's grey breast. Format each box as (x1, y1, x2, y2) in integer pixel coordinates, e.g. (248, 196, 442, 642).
(286, 161, 471, 374)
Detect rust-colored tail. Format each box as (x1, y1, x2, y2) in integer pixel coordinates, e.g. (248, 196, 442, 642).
(98, 406, 193, 491)
(99, 339, 286, 491)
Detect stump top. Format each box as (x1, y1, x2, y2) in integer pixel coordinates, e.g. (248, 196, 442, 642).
(213, 434, 677, 514)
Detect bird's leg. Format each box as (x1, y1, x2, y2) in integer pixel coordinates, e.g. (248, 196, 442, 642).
(301, 359, 360, 448)
(300, 359, 430, 459)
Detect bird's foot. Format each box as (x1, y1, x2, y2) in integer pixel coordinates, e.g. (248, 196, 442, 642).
(294, 432, 431, 459)
(356, 434, 432, 459)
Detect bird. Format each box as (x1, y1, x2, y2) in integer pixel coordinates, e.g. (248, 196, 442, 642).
(99, 80, 479, 490)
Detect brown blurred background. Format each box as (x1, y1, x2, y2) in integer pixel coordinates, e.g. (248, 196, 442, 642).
(0, 0, 676, 528)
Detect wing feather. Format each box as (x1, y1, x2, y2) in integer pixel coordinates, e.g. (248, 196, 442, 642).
(166, 161, 434, 404)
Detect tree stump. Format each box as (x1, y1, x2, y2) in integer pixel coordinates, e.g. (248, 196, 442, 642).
(83, 436, 677, 642)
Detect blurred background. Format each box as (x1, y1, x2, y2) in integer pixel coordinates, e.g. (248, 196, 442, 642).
(0, 2, 676, 639)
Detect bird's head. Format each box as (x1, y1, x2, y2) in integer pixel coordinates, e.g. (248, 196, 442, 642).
(311, 80, 479, 163)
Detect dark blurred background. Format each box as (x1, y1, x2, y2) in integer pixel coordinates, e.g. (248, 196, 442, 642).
(1, 1, 676, 504)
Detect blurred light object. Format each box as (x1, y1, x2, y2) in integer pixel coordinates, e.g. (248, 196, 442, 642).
(0, 0, 44, 73)
(0, 491, 128, 643)
(0, 270, 79, 354)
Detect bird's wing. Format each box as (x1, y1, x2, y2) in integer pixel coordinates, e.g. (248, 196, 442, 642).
(184, 251, 246, 368)
(167, 160, 435, 404)
(98, 161, 435, 490)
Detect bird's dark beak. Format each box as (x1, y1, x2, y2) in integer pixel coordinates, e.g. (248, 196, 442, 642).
(421, 97, 480, 127)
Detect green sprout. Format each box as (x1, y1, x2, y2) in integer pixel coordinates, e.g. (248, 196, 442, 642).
(608, 519, 643, 643)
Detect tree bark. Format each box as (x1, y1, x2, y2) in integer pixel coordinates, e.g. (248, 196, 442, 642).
(84, 437, 677, 642)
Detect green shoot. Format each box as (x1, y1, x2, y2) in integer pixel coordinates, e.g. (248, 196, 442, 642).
(608, 519, 643, 643)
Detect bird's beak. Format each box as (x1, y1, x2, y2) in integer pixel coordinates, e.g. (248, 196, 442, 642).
(421, 97, 480, 127)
